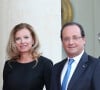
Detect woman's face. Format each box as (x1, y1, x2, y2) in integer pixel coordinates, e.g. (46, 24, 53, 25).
(15, 28, 34, 54)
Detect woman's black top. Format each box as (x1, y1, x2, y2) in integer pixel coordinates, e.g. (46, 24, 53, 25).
(3, 56, 53, 90)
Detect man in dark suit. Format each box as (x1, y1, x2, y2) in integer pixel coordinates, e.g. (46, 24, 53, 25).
(50, 22, 100, 90)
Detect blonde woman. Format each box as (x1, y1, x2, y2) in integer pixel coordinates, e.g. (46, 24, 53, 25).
(3, 23, 53, 90)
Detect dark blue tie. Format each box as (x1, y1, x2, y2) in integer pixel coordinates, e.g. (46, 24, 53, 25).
(61, 58, 74, 90)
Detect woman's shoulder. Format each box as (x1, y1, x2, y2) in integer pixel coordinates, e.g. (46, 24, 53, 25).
(3, 60, 15, 74)
(4, 60, 16, 68)
(38, 56, 53, 73)
(5, 59, 16, 64)
(38, 56, 52, 61)
(38, 56, 53, 65)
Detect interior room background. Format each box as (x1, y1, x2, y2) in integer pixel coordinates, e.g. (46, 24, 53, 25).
(0, 0, 100, 89)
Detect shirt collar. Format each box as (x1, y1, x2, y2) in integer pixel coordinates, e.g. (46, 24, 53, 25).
(68, 50, 84, 64)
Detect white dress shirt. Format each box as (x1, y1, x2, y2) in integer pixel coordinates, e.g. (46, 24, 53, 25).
(61, 50, 84, 89)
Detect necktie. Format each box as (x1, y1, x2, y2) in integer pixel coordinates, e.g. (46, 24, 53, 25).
(61, 58, 74, 90)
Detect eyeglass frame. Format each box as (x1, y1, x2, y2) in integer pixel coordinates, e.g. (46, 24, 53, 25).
(62, 36, 84, 42)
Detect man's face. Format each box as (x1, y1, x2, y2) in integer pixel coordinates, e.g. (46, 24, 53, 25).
(61, 25, 86, 58)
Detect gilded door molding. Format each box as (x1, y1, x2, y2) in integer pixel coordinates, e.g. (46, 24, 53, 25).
(61, 0, 73, 26)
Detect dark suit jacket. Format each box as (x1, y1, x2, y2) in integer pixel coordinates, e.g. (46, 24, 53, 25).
(50, 52, 100, 90)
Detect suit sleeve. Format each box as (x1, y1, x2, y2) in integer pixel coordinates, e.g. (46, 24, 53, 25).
(93, 60, 100, 90)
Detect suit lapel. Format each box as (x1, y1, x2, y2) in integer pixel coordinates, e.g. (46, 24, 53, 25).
(56, 59, 68, 90)
(68, 52, 89, 90)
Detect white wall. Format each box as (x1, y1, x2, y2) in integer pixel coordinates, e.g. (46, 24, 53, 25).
(0, 0, 61, 89)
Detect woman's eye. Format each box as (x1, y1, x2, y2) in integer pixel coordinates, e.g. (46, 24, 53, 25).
(15, 37, 20, 41)
(24, 36, 29, 39)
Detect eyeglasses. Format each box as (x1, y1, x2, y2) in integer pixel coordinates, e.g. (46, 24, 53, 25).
(62, 36, 83, 42)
